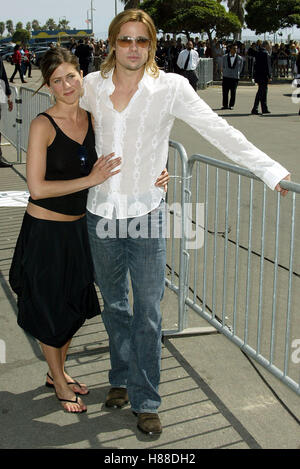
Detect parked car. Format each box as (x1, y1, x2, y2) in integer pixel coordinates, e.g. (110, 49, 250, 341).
(3, 51, 14, 63)
(0, 45, 15, 58)
(32, 47, 49, 67)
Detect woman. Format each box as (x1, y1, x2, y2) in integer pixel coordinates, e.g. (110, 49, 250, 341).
(9, 47, 122, 414)
(9, 47, 169, 414)
(277, 44, 288, 77)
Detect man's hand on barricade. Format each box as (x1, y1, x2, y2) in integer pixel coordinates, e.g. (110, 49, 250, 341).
(275, 174, 291, 197)
(155, 168, 169, 192)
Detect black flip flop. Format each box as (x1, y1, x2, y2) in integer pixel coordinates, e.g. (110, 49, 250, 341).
(55, 393, 87, 413)
(46, 373, 89, 395)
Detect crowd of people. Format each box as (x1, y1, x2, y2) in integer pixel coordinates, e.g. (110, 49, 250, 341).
(153, 36, 300, 80)
(6, 34, 300, 84)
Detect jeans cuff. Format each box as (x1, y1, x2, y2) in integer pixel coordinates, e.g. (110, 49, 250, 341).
(131, 407, 159, 414)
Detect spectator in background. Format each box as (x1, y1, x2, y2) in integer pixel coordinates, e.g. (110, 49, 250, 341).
(271, 44, 279, 78)
(214, 41, 224, 79)
(294, 53, 300, 115)
(221, 43, 243, 110)
(177, 40, 200, 91)
(289, 42, 298, 76)
(277, 43, 288, 77)
(251, 40, 272, 115)
(69, 38, 77, 54)
(94, 41, 103, 71)
(197, 41, 206, 58)
(173, 38, 183, 74)
(0, 56, 13, 167)
(23, 46, 33, 78)
(9, 45, 27, 84)
(247, 42, 257, 79)
(75, 38, 92, 76)
(205, 40, 212, 58)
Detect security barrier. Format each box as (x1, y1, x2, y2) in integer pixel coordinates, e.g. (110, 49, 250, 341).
(0, 85, 51, 162)
(0, 86, 21, 161)
(165, 141, 300, 396)
(196, 58, 213, 89)
(19, 87, 52, 154)
(1, 87, 299, 396)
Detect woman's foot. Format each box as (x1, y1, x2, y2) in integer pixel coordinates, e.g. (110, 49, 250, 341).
(54, 383, 87, 413)
(46, 371, 89, 395)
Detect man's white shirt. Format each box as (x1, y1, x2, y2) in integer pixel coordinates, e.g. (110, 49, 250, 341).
(80, 69, 289, 219)
(176, 48, 200, 71)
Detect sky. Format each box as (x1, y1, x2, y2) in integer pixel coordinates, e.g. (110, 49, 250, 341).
(0, 0, 125, 39)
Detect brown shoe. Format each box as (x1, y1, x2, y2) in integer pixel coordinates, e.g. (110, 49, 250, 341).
(105, 387, 129, 408)
(134, 412, 162, 435)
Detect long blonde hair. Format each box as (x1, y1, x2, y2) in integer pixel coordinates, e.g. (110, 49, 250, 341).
(101, 9, 159, 79)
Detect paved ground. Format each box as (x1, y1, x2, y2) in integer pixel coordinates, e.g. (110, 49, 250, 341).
(0, 63, 299, 452)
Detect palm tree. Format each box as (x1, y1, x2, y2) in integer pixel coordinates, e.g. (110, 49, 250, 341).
(0, 22, 5, 37)
(120, 0, 141, 10)
(44, 18, 58, 31)
(58, 19, 70, 31)
(217, 0, 246, 39)
(6, 20, 14, 36)
(227, 0, 246, 25)
(31, 19, 41, 32)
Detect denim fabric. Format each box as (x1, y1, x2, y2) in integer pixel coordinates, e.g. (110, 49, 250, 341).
(87, 201, 166, 413)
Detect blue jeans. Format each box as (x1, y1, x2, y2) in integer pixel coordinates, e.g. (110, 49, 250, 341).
(86, 201, 166, 413)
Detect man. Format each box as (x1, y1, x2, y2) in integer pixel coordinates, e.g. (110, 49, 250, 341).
(80, 10, 290, 436)
(247, 42, 257, 79)
(0, 56, 13, 168)
(251, 40, 272, 115)
(75, 38, 92, 77)
(9, 44, 27, 84)
(221, 43, 244, 110)
(176, 40, 200, 91)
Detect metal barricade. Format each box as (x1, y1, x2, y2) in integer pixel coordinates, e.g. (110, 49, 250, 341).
(196, 58, 214, 89)
(164, 141, 216, 337)
(0, 86, 21, 162)
(0, 86, 51, 163)
(19, 87, 51, 155)
(164, 143, 300, 396)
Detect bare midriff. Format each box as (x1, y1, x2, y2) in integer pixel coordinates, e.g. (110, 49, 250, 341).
(26, 201, 85, 222)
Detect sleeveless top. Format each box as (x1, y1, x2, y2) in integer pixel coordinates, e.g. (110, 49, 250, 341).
(28, 111, 98, 216)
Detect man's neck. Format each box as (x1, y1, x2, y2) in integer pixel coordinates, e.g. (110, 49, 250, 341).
(113, 64, 145, 91)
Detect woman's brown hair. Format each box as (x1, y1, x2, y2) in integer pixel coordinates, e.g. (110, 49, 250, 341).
(36, 47, 80, 93)
(100, 9, 159, 79)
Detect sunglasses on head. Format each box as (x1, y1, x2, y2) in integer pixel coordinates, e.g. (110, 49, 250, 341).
(117, 36, 150, 48)
(77, 145, 89, 176)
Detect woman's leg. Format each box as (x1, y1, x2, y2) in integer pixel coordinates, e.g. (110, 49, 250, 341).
(40, 341, 87, 412)
(45, 339, 89, 395)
